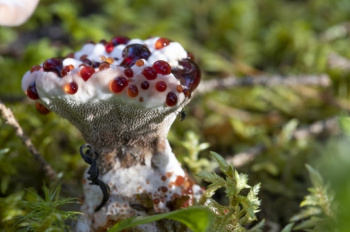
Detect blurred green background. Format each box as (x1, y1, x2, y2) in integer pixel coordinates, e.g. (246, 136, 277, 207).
(1, 0, 350, 231)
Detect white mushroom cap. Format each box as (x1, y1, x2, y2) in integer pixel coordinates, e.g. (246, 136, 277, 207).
(21, 37, 201, 149)
(0, 0, 39, 26)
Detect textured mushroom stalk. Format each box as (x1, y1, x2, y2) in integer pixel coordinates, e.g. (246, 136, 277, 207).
(21, 37, 201, 231)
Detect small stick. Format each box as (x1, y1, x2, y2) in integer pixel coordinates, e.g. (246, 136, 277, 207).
(0, 100, 57, 180)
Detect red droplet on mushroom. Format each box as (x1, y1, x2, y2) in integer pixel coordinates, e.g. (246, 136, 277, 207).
(43, 58, 64, 77)
(64, 82, 78, 94)
(155, 81, 167, 92)
(66, 53, 75, 58)
(174, 176, 185, 186)
(142, 67, 157, 80)
(92, 61, 101, 68)
(120, 44, 151, 67)
(99, 61, 110, 71)
(110, 77, 128, 93)
(30, 65, 41, 73)
(140, 81, 150, 90)
(183, 89, 190, 97)
(161, 176, 167, 181)
(105, 42, 114, 53)
(35, 102, 50, 115)
(166, 92, 177, 107)
(27, 82, 39, 100)
(171, 59, 201, 96)
(153, 198, 160, 204)
(176, 85, 183, 93)
(80, 66, 95, 81)
(153, 60, 171, 75)
(124, 67, 133, 78)
(61, 65, 74, 77)
(99, 39, 107, 45)
(155, 38, 170, 50)
(139, 97, 143, 102)
(81, 58, 93, 66)
(127, 85, 138, 97)
(161, 186, 168, 192)
(111, 36, 130, 46)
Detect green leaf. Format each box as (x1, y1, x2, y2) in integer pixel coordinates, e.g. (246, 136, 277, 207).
(210, 151, 229, 173)
(338, 116, 350, 136)
(108, 206, 214, 232)
(305, 164, 324, 188)
(281, 223, 294, 232)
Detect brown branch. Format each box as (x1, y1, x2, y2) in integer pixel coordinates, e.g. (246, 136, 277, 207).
(0, 100, 57, 180)
(196, 74, 331, 95)
(225, 117, 339, 168)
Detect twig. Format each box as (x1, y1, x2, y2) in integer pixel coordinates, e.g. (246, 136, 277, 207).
(196, 74, 331, 95)
(327, 53, 350, 71)
(226, 117, 339, 168)
(0, 100, 57, 180)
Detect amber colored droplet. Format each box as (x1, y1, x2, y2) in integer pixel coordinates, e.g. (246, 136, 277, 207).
(176, 85, 183, 93)
(27, 82, 39, 100)
(161, 176, 167, 181)
(161, 186, 168, 193)
(153, 60, 171, 75)
(183, 88, 190, 97)
(111, 36, 130, 46)
(135, 59, 144, 67)
(105, 42, 114, 53)
(110, 77, 128, 93)
(79, 66, 95, 81)
(61, 65, 74, 77)
(35, 102, 50, 115)
(124, 67, 133, 78)
(64, 82, 78, 94)
(99, 61, 110, 71)
(153, 198, 160, 204)
(30, 65, 41, 73)
(121, 44, 151, 67)
(166, 92, 178, 107)
(174, 176, 185, 186)
(100, 55, 106, 61)
(142, 67, 157, 80)
(166, 172, 172, 178)
(139, 97, 143, 102)
(127, 85, 138, 97)
(105, 57, 114, 64)
(155, 81, 167, 92)
(140, 81, 150, 90)
(43, 58, 63, 77)
(155, 38, 170, 50)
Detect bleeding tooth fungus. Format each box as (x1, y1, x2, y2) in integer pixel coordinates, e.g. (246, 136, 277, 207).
(21, 36, 201, 231)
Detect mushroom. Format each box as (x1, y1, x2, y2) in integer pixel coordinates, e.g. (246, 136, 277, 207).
(0, 0, 39, 26)
(21, 36, 202, 231)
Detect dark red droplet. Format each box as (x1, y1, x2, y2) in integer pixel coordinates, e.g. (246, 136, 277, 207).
(124, 67, 133, 78)
(105, 42, 114, 53)
(171, 59, 200, 96)
(155, 81, 167, 92)
(64, 82, 78, 94)
(140, 81, 150, 90)
(43, 58, 64, 77)
(127, 85, 138, 97)
(27, 82, 39, 100)
(153, 60, 171, 75)
(99, 39, 107, 45)
(161, 176, 167, 181)
(92, 61, 101, 68)
(66, 53, 75, 58)
(153, 198, 160, 204)
(110, 77, 128, 93)
(61, 65, 74, 77)
(111, 36, 130, 46)
(120, 44, 151, 67)
(187, 52, 195, 60)
(155, 38, 170, 49)
(81, 58, 92, 66)
(35, 102, 50, 115)
(166, 92, 177, 107)
(80, 66, 95, 81)
(142, 66, 157, 80)
(161, 186, 168, 193)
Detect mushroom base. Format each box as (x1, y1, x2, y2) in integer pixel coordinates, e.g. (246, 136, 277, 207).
(75, 141, 202, 232)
